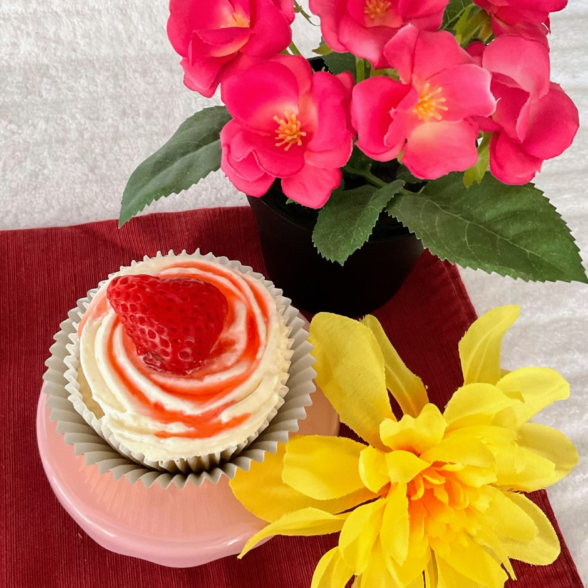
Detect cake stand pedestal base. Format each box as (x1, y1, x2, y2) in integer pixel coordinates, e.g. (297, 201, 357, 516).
(36, 387, 339, 568)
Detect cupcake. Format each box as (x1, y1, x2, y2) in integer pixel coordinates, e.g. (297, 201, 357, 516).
(65, 251, 294, 473)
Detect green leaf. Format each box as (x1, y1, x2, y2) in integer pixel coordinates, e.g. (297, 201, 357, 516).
(463, 134, 491, 188)
(386, 173, 588, 283)
(313, 181, 405, 265)
(119, 106, 231, 226)
(323, 52, 357, 81)
(396, 165, 421, 185)
(443, 0, 473, 29)
(313, 39, 332, 56)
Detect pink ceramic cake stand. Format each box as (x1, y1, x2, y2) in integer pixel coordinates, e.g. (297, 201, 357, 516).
(37, 386, 339, 568)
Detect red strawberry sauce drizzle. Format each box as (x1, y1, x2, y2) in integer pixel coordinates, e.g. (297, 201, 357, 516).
(78, 260, 274, 439)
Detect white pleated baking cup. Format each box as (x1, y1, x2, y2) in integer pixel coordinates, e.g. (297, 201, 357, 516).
(42, 249, 317, 488)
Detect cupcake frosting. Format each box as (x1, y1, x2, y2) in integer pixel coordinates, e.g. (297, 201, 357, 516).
(77, 254, 291, 462)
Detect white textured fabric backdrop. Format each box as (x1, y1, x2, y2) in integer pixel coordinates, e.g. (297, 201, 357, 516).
(1, 0, 587, 580)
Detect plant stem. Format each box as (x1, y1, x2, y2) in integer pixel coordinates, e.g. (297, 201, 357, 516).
(444, 3, 472, 30)
(355, 57, 366, 82)
(288, 41, 302, 56)
(344, 166, 387, 188)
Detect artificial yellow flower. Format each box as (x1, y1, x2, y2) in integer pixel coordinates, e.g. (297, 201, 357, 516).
(230, 306, 578, 588)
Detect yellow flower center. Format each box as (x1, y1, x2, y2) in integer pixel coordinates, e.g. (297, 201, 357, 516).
(414, 82, 449, 122)
(406, 462, 483, 543)
(364, 0, 391, 20)
(227, 11, 250, 28)
(274, 112, 307, 151)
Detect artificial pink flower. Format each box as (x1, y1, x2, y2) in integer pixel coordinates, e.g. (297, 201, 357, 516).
(220, 55, 355, 207)
(309, 0, 449, 69)
(351, 25, 496, 180)
(479, 35, 578, 184)
(473, 0, 567, 46)
(167, 0, 294, 98)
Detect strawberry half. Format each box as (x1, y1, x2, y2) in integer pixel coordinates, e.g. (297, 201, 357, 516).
(106, 274, 228, 375)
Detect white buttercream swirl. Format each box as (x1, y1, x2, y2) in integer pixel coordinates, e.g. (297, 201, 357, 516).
(78, 254, 290, 462)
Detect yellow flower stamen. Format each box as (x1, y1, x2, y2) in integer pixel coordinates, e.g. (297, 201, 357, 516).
(364, 0, 391, 20)
(414, 82, 449, 122)
(274, 112, 306, 151)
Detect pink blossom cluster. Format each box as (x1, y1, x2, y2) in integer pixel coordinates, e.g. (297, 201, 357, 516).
(168, 0, 578, 208)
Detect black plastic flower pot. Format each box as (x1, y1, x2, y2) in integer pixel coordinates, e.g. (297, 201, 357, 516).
(247, 183, 424, 317)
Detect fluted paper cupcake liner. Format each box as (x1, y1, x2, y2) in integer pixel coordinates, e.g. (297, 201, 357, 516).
(42, 250, 316, 488)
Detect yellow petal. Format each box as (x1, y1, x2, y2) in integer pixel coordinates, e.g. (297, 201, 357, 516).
(516, 423, 578, 484)
(310, 313, 395, 449)
(311, 547, 355, 588)
(500, 492, 561, 565)
(494, 443, 559, 492)
(474, 526, 516, 579)
(386, 451, 430, 483)
(436, 556, 487, 588)
(359, 446, 389, 493)
(482, 486, 538, 543)
(230, 441, 375, 523)
(436, 535, 508, 588)
(380, 404, 447, 454)
(495, 367, 570, 428)
(381, 483, 410, 564)
(420, 435, 495, 469)
(283, 436, 367, 500)
(339, 499, 385, 574)
(359, 540, 420, 588)
(240, 508, 347, 558)
(446, 425, 517, 446)
(459, 306, 520, 386)
(425, 557, 438, 588)
(361, 315, 429, 417)
(443, 383, 520, 429)
(386, 543, 430, 586)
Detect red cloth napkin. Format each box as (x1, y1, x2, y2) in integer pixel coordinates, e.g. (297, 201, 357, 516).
(0, 207, 582, 588)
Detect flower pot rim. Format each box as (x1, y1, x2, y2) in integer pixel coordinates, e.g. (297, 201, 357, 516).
(248, 191, 410, 244)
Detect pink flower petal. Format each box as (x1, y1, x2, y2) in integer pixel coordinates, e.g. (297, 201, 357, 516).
(338, 13, 394, 69)
(490, 79, 531, 142)
(337, 71, 355, 95)
(385, 26, 471, 84)
(194, 27, 251, 57)
(467, 41, 485, 66)
(244, 0, 293, 56)
(403, 121, 479, 179)
(398, 0, 449, 19)
(273, 0, 296, 23)
(427, 63, 495, 121)
(281, 164, 342, 208)
(412, 29, 472, 83)
(520, 83, 579, 160)
(483, 36, 550, 98)
(305, 137, 353, 168)
(408, 10, 447, 31)
(352, 77, 413, 161)
(383, 88, 421, 150)
(309, 0, 348, 54)
(181, 45, 233, 97)
(221, 60, 300, 132)
(221, 121, 275, 196)
(248, 132, 307, 177)
(168, 0, 235, 55)
(271, 54, 314, 96)
(383, 24, 419, 82)
(306, 71, 353, 153)
(489, 133, 543, 185)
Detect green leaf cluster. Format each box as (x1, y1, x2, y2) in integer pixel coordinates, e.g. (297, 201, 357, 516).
(119, 106, 231, 226)
(118, 107, 586, 284)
